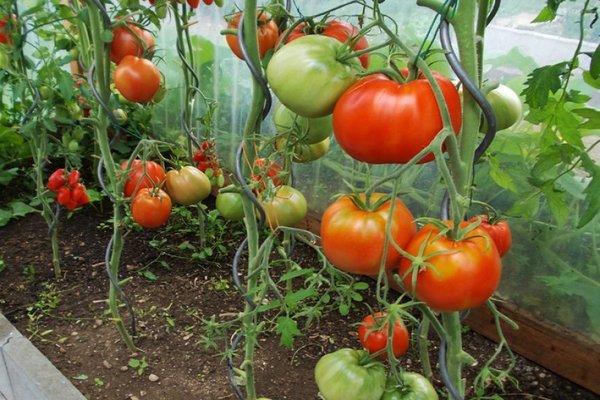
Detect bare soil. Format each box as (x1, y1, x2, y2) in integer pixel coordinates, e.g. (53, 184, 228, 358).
(0, 201, 598, 400)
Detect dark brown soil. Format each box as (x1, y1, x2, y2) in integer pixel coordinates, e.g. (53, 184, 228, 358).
(0, 201, 598, 400)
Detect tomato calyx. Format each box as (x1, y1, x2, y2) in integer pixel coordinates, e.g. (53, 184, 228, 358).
(345, 192, 392, 213)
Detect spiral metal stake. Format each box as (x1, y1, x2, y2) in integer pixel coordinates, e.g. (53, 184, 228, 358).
(176, 38, 203, 150)
(433, 2, 501, 399)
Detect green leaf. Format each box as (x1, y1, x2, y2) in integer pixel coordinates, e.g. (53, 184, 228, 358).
(42, 118, 57, 133)
(488, 157, 517, 192)
(276, 316, 301, 349)
(284, 287, 316, 308)
(583, 71, 600, 89)
(278, 268, 313, 282)
(577, 171, 600, 228)
(352, 282, 370, 291)
(9, 201, 36, 218)
(0, 167, 18, 186)
(506, 192, 541, 219)
(72, 374, 88, 381)
(339, 303, 350, 316)
(522, 63, 569, 109)
(573, 107, 600, 130)
(0, 209, 12, 227)
(57, 71, 74, 101)
(0, 258, 5, 274)
(590, 43, 600, 79)
(532, 6, 556, 23)
(542, 185, 569, 226)
(138, 270, 158, 281)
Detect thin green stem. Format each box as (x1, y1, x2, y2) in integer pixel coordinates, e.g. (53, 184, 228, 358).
(442, 311, 465, 397)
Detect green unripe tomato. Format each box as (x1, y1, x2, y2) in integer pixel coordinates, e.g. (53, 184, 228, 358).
(275, 137, 330, 163)
(68, 140, 79, 152)
(481, 84, 522, 132)
(216, 190, 245, 221)
(273, 103, 332, 144)
(315, 348, 386, 400)
(261, 185, 307, 228)
(381, 373, 438, 400)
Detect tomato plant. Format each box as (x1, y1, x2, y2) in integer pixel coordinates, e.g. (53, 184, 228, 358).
(398, 222, 502, 311)
(216, 189, 245, 221)
(225, 11, 278, 59)
(260, 185, 307, 228)
(321, 193, 416, 276)
(314, 348, 386, 400)
(469, 215, 512, 257)
(131, 188, 172, 229)
(333, 72, 462, 164)
(110, 22, 155, 64)
(278, 19, 370, 68)
(113, 55, 161, 103)
(358, 312, 410, 360)
(381, 373, 439, 400)
(266, 35, 360, 118)
(165, 166, 211, 205)
(273, 103, 332, 144)
(121, 159, 166, 198)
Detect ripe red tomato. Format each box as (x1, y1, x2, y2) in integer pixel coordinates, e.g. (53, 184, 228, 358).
(113, 55, 160, 103)
(110, 23, 155, 64)
(203, 0, 214, 4)
(187, 0, 200, 8)
(321, 193, 416, 276)
(358, 312, 409, 360)
(121, 159, 166, 198)
(278, 20, 369, 68)
(0, 14, 17, 45)
(47, 169, 67, 191)
(469, 215, 512, 257)
(333, 72, 462, 164)
(398, 222, 502, 311)
(225, 12, 279, 59)
(131, 188, 172, 229)
(252, 158, 283, 191)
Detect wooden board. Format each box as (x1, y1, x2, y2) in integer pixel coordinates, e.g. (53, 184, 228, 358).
(300, 213, 600, 394)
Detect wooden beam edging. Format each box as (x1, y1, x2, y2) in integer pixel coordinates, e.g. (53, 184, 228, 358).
(298, 213, 600, 395)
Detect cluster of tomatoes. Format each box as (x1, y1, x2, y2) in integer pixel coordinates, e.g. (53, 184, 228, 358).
(0, 14, 16, 45)
(148, 0, 223, 8)
(192, 140, 226, 188)
(47, 169, 90, 211)
(110, 20, 160, 103)
(121, 159, 211, 228)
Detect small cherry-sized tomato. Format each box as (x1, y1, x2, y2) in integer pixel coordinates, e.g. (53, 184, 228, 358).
(110, 22, 155, 64)
(165, 166, 211, 205)
(131, 188, 172, 229)
(398, 222, 502, 312)
(252, 158, 283, 191)
(358, 312, 409, 360)
(121, 159, 166, 198)
(47, 169, 67, 191)
(187, 0, 200, 8)
(68, 170, 81, 186)
(56, 186, 72, 207)
(71, 183, 89, 206)
(0, 14, 17, 46)
(225, 12, 279, 59)
(469, 215, 512, 257)
(203, 0, 214, 4)
(113, 55, 160, 103)
(321, 193, 416, 276)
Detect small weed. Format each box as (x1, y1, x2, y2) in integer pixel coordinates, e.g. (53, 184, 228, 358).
(128, 356, 149, 376)
(22, 264, 36, 283)
(94, 377, 104, 386)
(209, 276, 230, 291)
(0, 257, 5, 274)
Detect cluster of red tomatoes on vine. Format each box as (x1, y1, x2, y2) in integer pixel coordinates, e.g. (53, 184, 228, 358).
(47, 169, 90, 211)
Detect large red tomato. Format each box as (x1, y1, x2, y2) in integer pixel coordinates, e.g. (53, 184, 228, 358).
(278, 20, 369, 68)
(225, 12, 279, 59)
(398, 222, 502, 311)
(469, 215, 512, 257)
(121, 159, 166, 198)
(321, 193, 416, 276)
(358, 312, 409, 360)
(110, 23, 155, 64)
(131, 188, 172, 229)
(333, 72, 462, 164)
(113, 55, 160, 103)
